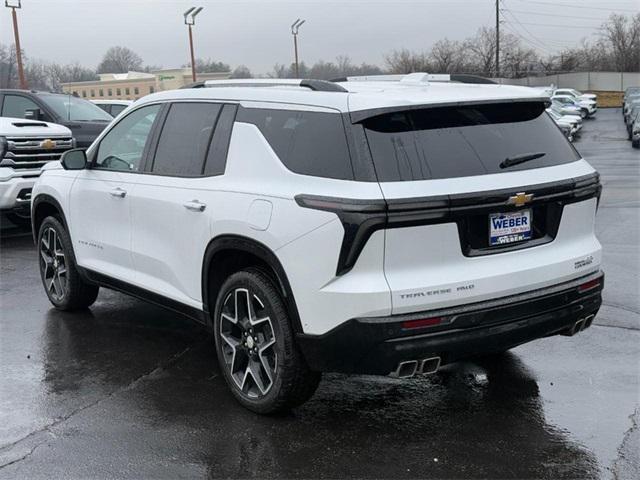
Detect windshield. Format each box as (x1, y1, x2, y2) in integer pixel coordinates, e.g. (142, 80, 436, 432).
(39, 93, 113, 122)
(362, 101, 580, 182)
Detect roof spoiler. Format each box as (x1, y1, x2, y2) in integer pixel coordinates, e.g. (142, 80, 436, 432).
(182, 78, 347, 93)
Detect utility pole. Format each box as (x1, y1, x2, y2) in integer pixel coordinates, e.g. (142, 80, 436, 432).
(183, 7, 203, 83)
(291, 18, 305, 77)
(6, 0, 27, 89)
(495, 0, 500, 78)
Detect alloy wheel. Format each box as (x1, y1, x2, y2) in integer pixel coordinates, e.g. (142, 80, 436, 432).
(219, 288, 277, 398)
(40, 227, 68, 302)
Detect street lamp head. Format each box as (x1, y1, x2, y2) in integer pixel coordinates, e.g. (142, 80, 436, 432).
(291, 18, 305, 35)
(5, 0, 22, 8)
(184, 6, 203, 25)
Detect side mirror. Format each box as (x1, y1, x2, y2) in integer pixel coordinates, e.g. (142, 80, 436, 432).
(24, 108, 42, 120)
(60, 149, 87, 170)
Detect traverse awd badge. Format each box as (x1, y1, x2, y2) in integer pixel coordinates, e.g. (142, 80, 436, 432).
(507, 192, 534, 207)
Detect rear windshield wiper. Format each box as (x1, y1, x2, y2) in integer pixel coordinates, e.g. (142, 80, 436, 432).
(500, 152, 546, 169)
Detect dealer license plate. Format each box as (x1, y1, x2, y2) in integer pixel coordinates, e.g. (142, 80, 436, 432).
(489, 210, 532, 246)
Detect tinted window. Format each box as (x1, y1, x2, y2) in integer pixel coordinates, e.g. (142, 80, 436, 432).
(39, 93, 112, 121)
(95, 104, 160, 172)
(110, 104, 127, 117)
(238, 108, 354, 180)
(151, 102, 221, 176)
(363, 102, 580, 182)
(2, 95, 40, 118)
(204, 104, 237, 176)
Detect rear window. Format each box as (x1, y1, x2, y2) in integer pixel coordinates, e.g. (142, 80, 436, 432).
(362, 102, 580, 182)
(237, 108, 354, 180)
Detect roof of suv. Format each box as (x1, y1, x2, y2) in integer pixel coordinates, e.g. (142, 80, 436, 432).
(137, 75, 548, 115)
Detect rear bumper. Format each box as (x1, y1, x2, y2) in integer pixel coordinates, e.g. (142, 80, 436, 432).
(297, 271, 604, 375)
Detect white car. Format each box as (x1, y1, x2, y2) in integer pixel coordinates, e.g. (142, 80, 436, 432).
(554, 88, 597, 103)
(550, 99, 582, 119)
(0, 117, 74, 226)
(91, 99, 133, 117)
(31, 74, 604, 413)
(546, 109, 581, 141)
(552, 95, 597, 119)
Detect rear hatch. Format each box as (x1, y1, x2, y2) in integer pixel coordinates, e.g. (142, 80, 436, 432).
(358, 101, 602, 314)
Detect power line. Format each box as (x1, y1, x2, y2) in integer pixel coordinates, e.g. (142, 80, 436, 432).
(512, 0, 638, 13)
(505, 9, 606, 21)
(516, 21, 604, 30)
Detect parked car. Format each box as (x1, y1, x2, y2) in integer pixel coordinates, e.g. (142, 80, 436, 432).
(0, 90, 112, 148)
(550, 99, 583, 119)
(91, 99, 133, 117)
(546, 108, 582, 141)
(31, 75, 603, 413)
(0, 117, 74, 226)
(554, 88, 597, 104)
(631, 116, 640, 149)
(623, 87, 640, 115)
(551, 94, 596, 119)
(623, 96, 640, 123)
(626, 105, 640, 140)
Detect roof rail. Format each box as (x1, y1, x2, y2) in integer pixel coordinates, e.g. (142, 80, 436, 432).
(332, 72, 496, 85)
(184, 78, 347, 93)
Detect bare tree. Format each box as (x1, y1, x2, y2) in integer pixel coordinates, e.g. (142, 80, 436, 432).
(384, 48, 430, 73)
(601, 13, 640, 71)
(183, 58, 230, 73)
(0, 43, 18, 88)
(430, 39, 464, 73)
(230, 65, 253, 79)
(96, 46, 143, 73)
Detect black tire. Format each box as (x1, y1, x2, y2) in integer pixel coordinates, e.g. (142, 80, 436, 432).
(213, 268, 320, 414)
(37, 216, 99, 310)
(633, 139, 640, 149)
(580, 109, 588, 119)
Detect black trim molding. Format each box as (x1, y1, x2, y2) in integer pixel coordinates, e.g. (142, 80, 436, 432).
(296, 172, 601, 276)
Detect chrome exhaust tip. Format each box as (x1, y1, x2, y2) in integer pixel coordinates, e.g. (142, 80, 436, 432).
(419, 357, 441, 375)
(582, 314, 595, 330)
(390, 360, 419, 378)
(561, 319, 584, 336)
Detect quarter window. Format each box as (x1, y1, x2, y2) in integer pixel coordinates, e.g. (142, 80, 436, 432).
(95, 104, 161, 172)
(151, 102, 221, 176)
(237, 108, 354, 180)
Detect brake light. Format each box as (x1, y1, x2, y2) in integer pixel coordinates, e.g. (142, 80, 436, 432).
(578, 278, 601, 293)
(402, 317, 442, 329)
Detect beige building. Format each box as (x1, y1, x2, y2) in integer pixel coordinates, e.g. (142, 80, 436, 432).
(61, 68, 231, 101)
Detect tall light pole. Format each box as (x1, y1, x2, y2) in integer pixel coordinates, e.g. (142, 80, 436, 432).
(5, 0, 27, 89)
(184, 7, 203, 83)
(495, 0, 500, 78)
(291, 18, 305, 77)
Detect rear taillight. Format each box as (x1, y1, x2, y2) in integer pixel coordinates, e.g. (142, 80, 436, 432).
(402, 317, 443, 329)
(578, 278, 601, 293)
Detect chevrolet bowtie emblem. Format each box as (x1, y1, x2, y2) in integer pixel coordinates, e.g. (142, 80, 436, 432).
(41, 139, 56, 150)
(507, 192, 534, 207)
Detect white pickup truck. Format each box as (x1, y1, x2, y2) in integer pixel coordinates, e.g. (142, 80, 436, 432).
(0, 117, 74, 226)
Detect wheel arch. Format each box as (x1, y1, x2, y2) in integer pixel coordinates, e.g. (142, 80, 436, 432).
(31, 194, 69, 243)
(201, 235, 303, 334)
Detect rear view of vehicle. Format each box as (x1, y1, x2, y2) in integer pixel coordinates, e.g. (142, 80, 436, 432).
(299, 79, 603, 380)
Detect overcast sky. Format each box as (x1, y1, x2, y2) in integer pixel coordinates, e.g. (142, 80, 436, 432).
(1, 0, 638, 74)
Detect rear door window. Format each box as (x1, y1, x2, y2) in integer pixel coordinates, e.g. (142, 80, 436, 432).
(151, 102, 221, 177)
(362, 102, 580, 182)
(237, 107, 354, 180)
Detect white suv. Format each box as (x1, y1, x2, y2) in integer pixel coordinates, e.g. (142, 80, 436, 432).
(31, 75, 604, 413)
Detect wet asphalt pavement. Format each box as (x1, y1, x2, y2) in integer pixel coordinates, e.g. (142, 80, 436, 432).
(1, 108, 638, 479)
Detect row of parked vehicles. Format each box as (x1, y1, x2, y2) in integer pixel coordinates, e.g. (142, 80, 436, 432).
(535, 87, 599, 143)
(622, 86, 640, 149)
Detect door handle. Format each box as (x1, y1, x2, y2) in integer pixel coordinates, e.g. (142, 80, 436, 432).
(109, 187, 127, 198)
(184, 200, 206, 212)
